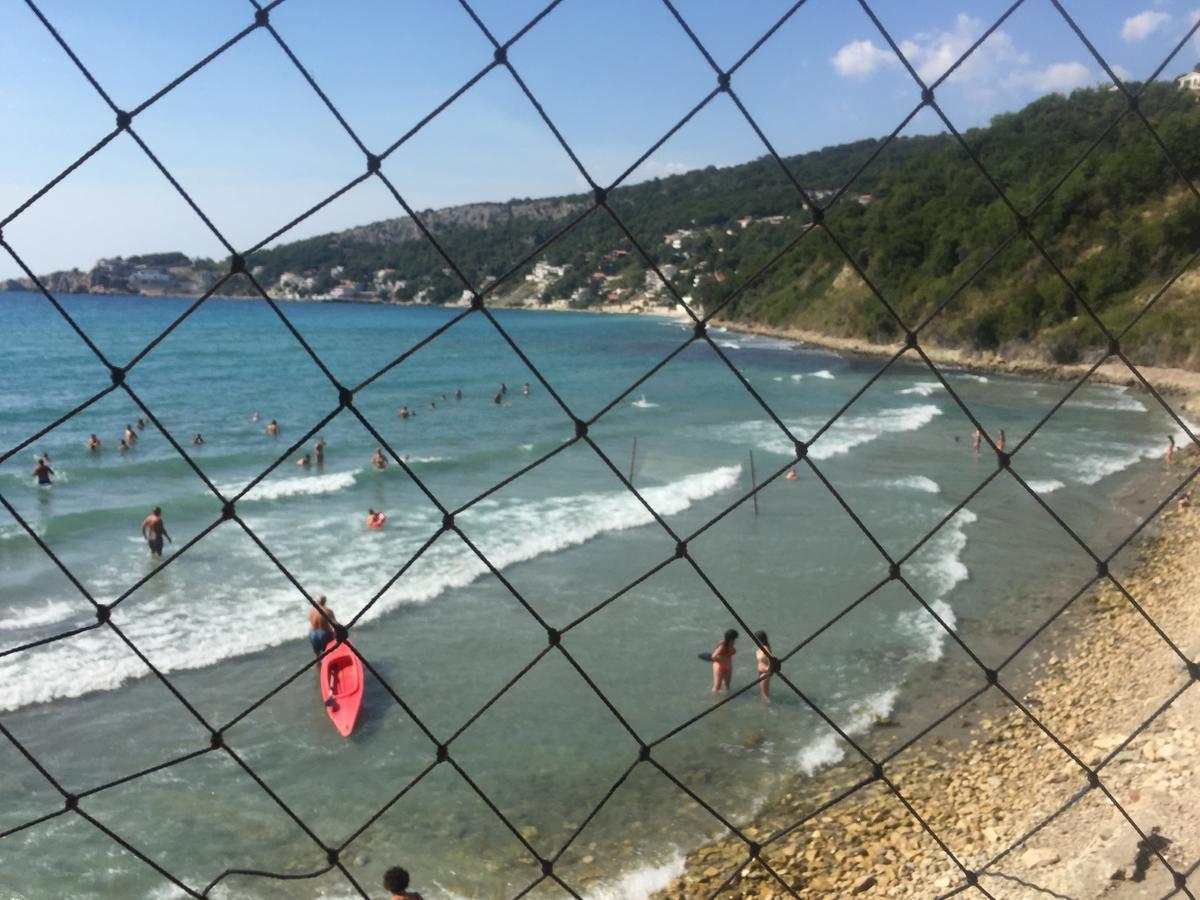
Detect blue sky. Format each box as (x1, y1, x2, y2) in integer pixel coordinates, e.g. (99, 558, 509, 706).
(2, 0, 1198, 279)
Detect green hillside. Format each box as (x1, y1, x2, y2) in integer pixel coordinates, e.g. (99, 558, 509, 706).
(239, 83, 1200, 369)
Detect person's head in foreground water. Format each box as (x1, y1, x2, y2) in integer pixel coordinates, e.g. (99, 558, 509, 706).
(383, 866, 423, 900)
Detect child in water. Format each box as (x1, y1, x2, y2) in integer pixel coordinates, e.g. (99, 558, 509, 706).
(755, 630, 774, 700)
(711, 629, 737, 693)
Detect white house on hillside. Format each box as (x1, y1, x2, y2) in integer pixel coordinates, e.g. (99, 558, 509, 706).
(1175, 71, 1200, 93)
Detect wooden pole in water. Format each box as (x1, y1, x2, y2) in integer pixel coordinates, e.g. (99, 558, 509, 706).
(749, 449, 759, 516)
(629, 436, 638, 484)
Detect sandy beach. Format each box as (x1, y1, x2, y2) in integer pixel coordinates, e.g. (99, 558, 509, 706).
(654, 437, 1200, 898)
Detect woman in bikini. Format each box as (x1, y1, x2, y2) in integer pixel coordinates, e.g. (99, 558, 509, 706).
(754, 630, 774, 701)
(711, 629, 737, 693)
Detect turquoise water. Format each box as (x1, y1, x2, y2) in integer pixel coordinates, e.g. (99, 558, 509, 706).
(0, 292, 1184, 899)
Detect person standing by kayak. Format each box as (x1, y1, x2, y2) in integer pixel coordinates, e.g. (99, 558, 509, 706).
(140, 507, 172, 558)
(308, 595, 338, 657)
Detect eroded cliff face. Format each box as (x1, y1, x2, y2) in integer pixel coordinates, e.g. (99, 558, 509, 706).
(333, 198, 586, 247)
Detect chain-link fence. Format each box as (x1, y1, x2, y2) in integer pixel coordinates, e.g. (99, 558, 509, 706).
(3, 0, 1200, 897)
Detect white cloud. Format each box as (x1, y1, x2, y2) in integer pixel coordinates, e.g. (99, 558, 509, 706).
(1122, 10, 1170, 41)
(1110, 63, 1135, 82)
(831, 39, 898, 78)
(899, 14, 1028, 84)
(1021, 61, 1094, 92)
(640, 159, 690, 178)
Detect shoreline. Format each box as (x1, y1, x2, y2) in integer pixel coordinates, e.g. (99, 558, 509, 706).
(716, 318, 1200, 417)
(654, 449, 1200, 898)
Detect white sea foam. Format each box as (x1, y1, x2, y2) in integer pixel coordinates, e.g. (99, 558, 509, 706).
(0, 466, 741, 712)
(717, 341, 740, 349)
(0, 599, 78, 631)
(222, 470, 358, 502)
(789, 373, 803, 382)
(714, 405, 943, 461)
(1027, 479, 1065, 494)
(897, 381, 944, 397)
(882, 475, 942, 494)
(584, 852, 687, 899)
(954, 372, 989, 383)
(1065, 392, 1148, 413)
(909, 508, 976, 601)
(632, 395, 660, 409)
(795, 687, 900, 774)
(811, 369, 835, 379)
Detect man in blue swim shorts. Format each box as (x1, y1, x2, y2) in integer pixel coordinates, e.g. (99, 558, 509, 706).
(307, 595, 337, 656)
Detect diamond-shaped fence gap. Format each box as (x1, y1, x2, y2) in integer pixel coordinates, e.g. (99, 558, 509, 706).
(264, 0, 497, 156)
(770, 576, 983, 767)
(816, 108, 1013, 339)
(499, 0, 723, 192)
(378, 69, 589, 286)
(0, 139, 231, 363)
(446, 649, 640, 866)
(1025, 106, 1200, 343)
(1107, 495, 1200, 645)
(1001, 546, 1195, 752)
(336, 755, 543, 898)
(347, 315, 577, 515)
(124, 282, 340, 465)
(451, 441, 687, 625)
(925, 472, 1097, 670)
(1010, 376, 1191, 556)
(1051, 0, 1193, 86)
(129, 25, 371, 254)
(2, 810, 195, 900)
(883, 693, 1088, 886)
(350, 529, 551, 739)
(0, 396, 224, 605)
(1119, 252, 1200, 371)
(76, 747, 334, 897)
(29, 0, 254, 113)
(0, 7, 116, 226)
(0, 624, 214, 807)
(978, 786, 1172, 900)
(212, 653, 433, 851)
(546, 761, 717, 897)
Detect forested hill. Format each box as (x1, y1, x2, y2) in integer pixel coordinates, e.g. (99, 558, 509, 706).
(13, 83, 1200, 368)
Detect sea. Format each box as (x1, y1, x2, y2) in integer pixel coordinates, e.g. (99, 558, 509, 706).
(0, 292, 1187, 899)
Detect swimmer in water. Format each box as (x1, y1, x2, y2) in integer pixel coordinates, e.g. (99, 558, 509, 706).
(367, 508, 386, 528)
(711, 629, 737, 693)
(454, 388, 462, 401)
(297, 453, 310, 467)
(124, 424, 138, 444)
(136, 417, 146, 430)
(140, 506, 172, 559)
(997, 429, 1006, 452)
(971, 429, 981, 454)
(493, 390, 503, 405)
(87, 434, 101, 451)
(522, 383, 530, 396)
(314, 438, 326, 465)
(371, 447, 388, 470)
(784, 469, 798, 481)
(500, 383, 508, 395)
(192, 433, 204, 446)
(398, 406, 411, 419)
(118, 439, 129, 453)
(32, 458, 55, 486)
(251, 412, 261, 423)
(1166, 435, 1176, 466)
(754, 630, 774, 701)
(266, 419, 278, 436)
(307, 595, 337, 658)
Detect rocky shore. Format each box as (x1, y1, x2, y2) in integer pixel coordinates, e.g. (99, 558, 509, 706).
(654, 451, 1200, 898)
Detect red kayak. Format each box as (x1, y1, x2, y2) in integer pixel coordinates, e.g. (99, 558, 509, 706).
(320, 640, 364, 736)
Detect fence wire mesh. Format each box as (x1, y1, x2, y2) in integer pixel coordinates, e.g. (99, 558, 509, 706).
(2, 0, 1200, 897)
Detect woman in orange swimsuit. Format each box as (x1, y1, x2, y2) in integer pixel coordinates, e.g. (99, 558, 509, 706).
(711, 629, 737, 693)
(754, 630, 774, 701)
